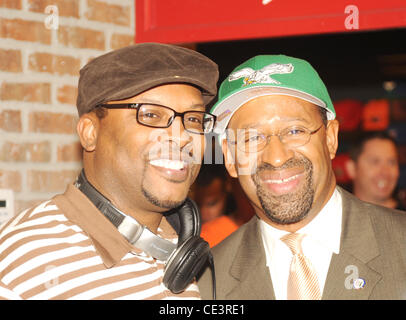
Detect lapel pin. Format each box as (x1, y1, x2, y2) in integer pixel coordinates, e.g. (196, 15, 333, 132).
(353, 278, 366, 289)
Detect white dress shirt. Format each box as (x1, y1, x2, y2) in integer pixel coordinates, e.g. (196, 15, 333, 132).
(260, 188, 343, 300)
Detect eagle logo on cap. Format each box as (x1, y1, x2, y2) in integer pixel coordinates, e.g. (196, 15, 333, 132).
(228, 63, 294, 86)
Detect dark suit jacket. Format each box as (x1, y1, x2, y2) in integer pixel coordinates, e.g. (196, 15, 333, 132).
(198, 187, 406, 299)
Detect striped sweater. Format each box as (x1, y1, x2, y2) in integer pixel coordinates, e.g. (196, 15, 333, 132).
(0, 184, 200, 300)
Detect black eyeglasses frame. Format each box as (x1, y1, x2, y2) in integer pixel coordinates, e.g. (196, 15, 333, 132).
(97, 103, 217, 135)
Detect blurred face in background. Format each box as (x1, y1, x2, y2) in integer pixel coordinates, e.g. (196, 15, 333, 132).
(195, 177, 227, 223)
(347, 138, 399, 207)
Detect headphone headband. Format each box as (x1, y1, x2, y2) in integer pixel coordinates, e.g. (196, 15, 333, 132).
(75, 169, 215, 297)
(75, 170, 176, 260)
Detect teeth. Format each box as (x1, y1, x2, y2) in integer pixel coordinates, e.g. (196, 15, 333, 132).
(267, 174, 299, 184)
(150, 159, 185, 170)
(377, 180, 387, 188)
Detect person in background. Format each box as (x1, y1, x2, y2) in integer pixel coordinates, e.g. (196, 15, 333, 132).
(346, 131, 405, 211)
(194, 165, 235, 224)
(193, 164, 239, 247)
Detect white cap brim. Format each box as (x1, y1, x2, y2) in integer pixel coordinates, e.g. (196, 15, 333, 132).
(212, 86, 334, 137)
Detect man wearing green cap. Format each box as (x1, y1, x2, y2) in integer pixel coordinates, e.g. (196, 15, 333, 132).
(197, 55, 406, 300)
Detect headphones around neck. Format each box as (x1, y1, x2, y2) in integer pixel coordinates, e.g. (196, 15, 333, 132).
(75, 170, 215, 297)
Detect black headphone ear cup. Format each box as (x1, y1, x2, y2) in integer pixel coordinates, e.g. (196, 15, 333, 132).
(163, 198, 210, 293)
(163, 236, 210, 294)
(177, 198, 201, 243)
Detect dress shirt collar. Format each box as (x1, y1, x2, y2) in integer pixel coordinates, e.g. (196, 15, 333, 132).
(299, 187, 342, 254)
(260, 187, 342, 254)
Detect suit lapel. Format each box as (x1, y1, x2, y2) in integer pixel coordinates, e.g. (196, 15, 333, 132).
(222, 188, 384, 300)
(323, 188, 382, 299)
(225, 217, 276, 300)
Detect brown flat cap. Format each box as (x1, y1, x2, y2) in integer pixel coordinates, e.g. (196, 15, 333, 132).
(76, 42, 219, 116)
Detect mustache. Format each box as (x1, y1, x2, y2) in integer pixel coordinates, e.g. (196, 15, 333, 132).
(253, 156, 311, 175)
(146, 142, 199, 164)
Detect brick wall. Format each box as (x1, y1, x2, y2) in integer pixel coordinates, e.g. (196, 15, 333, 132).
(0, 0, 135, 215)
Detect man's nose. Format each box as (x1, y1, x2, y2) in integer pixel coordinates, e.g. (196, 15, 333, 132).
(167, 116, 193, 149)
(260, 135, 294, 168)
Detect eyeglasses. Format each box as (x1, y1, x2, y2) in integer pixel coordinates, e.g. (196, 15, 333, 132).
(228, 125, 323, 153)
(98, 103, 216, 135)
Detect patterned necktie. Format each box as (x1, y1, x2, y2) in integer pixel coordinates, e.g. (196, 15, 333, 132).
(281, 233, 322, 300)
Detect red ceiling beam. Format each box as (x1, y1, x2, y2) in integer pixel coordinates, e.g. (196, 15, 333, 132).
(135, 0, 406, 44)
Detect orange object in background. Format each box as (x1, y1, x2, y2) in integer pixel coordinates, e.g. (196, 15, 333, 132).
(362, 99, 390, 131)
(201, 215, 239, 248)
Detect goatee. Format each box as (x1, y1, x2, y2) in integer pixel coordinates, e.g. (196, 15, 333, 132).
(142, 186, 185, 209)
(252, 155, 314, 225)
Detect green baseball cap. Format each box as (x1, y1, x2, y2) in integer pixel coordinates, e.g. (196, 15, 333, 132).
(210, 54, 335, 135)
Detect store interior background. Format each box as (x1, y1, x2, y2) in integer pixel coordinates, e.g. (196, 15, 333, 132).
(196, 27, 406, 207)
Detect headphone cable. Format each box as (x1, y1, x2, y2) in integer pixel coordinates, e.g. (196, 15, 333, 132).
(207, 252, 216, 300)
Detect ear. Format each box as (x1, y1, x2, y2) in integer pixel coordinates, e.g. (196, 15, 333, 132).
(346, 159, 356, 179)
(76, 113, 99, 152)
(325, 119, 339, 160)
(222, 137, 238, 178)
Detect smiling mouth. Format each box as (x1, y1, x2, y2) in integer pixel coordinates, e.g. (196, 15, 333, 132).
(148, 158, 190, 183)
(376, 179, 395, 192)
(149, 159, 187, 170)
(256, 166, 307, 196)
(264, 173, 303, 184)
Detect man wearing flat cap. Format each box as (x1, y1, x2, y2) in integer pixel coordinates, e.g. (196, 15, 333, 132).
(0, 43, 219, 300)
(197, 54, 406, 300)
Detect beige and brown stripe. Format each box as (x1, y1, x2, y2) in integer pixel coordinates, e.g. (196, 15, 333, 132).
(0, 185, 200, 300)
